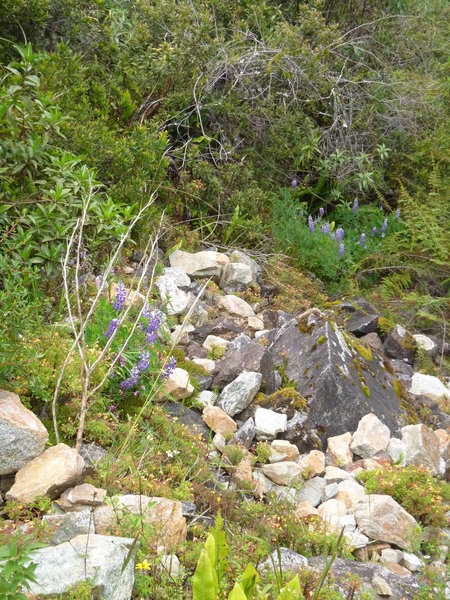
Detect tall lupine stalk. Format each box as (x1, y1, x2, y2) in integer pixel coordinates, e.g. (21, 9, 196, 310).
(52, 174, 163, 452)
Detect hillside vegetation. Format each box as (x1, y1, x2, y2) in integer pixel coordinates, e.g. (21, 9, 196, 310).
(0, 1, 449, 599)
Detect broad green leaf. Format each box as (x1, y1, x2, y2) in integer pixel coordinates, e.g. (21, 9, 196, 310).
(228, 582, 248, 600)
(238, 563, 259, 599)
(193, 548, 218, 600)
(277, 574, 304, 600)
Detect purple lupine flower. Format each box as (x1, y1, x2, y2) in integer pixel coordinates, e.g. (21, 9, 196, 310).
(109, 405, 117, 413)
(308, 215, 315, 233)
(395, 208, 400, 219)
(371, 227, 377, 236)
(352, 197, 359, 215)
(335, 227, 344, 242)
(146, 330, 158, 345)
(319, 207, 325, 218)
(137, 350, 150, 372)
(113, 281, 127, 311)
(359, 233, 366, 247)
(142, 303, 153, 319)
(94, 275, 103, 288)
(162, 356, 177, 379)
(105, 318, 119, 339)
(381, 218, 388, 238)
(119, 355, 126, 367)
(321, 222, 331, 235)
(120, 365, 140, 390)
(291, 179, 298, 188)
(338, 243, 345, 258)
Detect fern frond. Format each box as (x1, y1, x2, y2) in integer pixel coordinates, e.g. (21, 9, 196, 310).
(210, 510, 228, 585)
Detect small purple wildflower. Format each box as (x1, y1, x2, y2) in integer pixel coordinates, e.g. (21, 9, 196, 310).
(335, 227, 344, 242)
(353, 197, 359, 215)
(119, 355, 126, 367)
(338, 243, 345, 258)
(321, 222, 331, 235)
(146, 330, 158, 345)
(94, 275, 103, 288)
(120, 365, 140, 390)
(359, 233, 366, 247)
(113, 281, 127, 311)
(395, 208, 400, 219)
(371, 227, 377, 236)
(319, 207, 325, 218)
(308, 215, 315, 233)
(142, 303, 153, 319)
(137, 350, 150, 373)
(162, 356, 177, 379)
(109, 405, 116, 413)
(381, 217, 388, 238)
(291, 179, 298, 189)
(105, 318, 119, 339)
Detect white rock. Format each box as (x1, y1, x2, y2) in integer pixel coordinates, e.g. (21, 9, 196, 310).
(218, 372, 262, 417)
(0, 389, 49, 475)
(248, 316, 265, 331)
(353, 495, 419, 550)
(409, 373, 450, 401)
(169, 250, 229, 278)
(326, 432, 353, 466)
(156, 276, 189, 315)
(6, 443, 84, 503)
(262, 461, 303, 486)
(191, 358, 216, 373)
(350, 413, 390, 458)
(401, 551, 423, 572)
(218, 295, 255, 318)
(372, 575, 393, 597)
(413, 334, 437, 357)
(254, 407, 287, 440)
(212, 432, 226, 453)
(219, 263, 253, 290)
(160, 554, 181, 577)
(27, 534, 135, 600)
(162, 267, 191, 287)
(170, 323, 195, 345)
(269, 440, 300, 463)
(229, 251, 260, 281)
(401, 423, 440, 475)
(387, 437, 407, 466)
(160, 368, 194, 400)
(381, 548, 404, 564)
(335, 479, 367, 509)
(324, 466, 353, 484)
(203, 335, 230, 351)
(197, 390, 217, 408)
(318, 499, 347, 531)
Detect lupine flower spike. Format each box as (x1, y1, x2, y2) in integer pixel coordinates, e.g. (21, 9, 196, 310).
(113, 281, 127, 311)
(308, 215, 315, 233)
(105, 318, 119, 339)
(353, 197, 359, 215)
(321, 222, 330, 235)
(395, 208, 400, 219)
(291, 179, 298, 189)
(319, 207, 324, 218)
(371, 227, 377, 236)
(338, 243, 345, 258)
(381, 218, 388, 238)
(335, 227, 344, 242)
(359, 233, 366, 247)
(162, 356, 177, 379)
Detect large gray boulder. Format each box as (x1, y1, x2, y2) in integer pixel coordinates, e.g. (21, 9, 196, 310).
(212, 341, 275, 391)
(218, 372, 262, 417)
(219, 263, 253, 292)
(27, 534, 135, 599)
(269, 317, 403, 442)
(169, 249, 229, 278)
(0, 390, 48, 475)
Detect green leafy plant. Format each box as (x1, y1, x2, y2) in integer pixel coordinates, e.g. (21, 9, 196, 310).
(0, 541, 42, 599)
